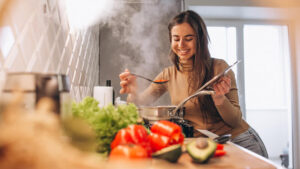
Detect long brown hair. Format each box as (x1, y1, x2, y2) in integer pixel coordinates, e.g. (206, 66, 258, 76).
(168, 10, 221, 123)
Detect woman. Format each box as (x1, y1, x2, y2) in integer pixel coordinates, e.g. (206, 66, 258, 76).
(119, 10, 268, 158)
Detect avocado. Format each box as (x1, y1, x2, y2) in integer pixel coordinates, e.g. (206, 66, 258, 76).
(186, 138, 217, 163)
(152, 144, 182, 163)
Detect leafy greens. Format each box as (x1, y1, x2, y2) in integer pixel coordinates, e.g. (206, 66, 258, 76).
(71, 97, 139, 154)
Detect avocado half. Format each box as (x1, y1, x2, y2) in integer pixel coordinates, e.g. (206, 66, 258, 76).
(186, 138, 217, 163)
(152, 144, 182, 163)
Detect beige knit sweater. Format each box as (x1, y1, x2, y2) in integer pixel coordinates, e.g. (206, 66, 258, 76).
(130, 58, 249, 138)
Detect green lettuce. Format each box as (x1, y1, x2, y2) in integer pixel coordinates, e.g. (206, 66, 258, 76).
(71, 97, 139, 154)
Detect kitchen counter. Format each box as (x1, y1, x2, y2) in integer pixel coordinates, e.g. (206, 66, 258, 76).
(176, 141, 278, 169)
(106, 130, 282, 169)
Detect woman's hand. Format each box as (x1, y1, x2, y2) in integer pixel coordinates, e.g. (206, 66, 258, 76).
(119, 69, 137, 95)
(211, 76, 231, 105)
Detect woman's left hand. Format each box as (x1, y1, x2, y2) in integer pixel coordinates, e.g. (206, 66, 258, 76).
(211, 76, 231, 105)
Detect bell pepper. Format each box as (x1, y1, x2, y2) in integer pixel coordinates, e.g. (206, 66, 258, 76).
(147, 133, 171, 151)
(151, 120, 181, 137)
(216, 143, 224, 150)
(109, 144, 148, 160)
(149, 120, 184, 151)
(110, 124, 152, 156)
(214, 150, 226, 157)
(111, 128, 134, 150)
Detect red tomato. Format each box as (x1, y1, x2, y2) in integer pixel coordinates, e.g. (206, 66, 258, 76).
(151, 120, 181, 137)
(214, 150, 226, 157)
(147, 132, 171, 151)
(110, 144, 148, 159)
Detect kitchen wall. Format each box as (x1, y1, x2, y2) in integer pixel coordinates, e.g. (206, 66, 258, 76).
(98, 0, 182, 105)
(293, 20, 300, 169)
(0, 0, 100, 101)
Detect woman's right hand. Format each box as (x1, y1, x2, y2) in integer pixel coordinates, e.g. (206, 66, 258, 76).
(119, 69, 137, 95)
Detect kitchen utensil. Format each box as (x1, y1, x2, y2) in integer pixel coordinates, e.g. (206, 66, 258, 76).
(196, 60, 241, 92)
(130, 73, 168, 84)
(138, 105, 194, 137)
(138, 105, 178, 123)
(213, 134, 232, 144)
(172, 60, 241, 113)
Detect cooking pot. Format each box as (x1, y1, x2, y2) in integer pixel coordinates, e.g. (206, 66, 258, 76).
(2, 72, 71, 115)
(138, 105, 185, 124)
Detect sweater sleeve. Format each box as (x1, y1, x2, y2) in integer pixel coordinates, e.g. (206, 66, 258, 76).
(129, 70, 168, 106)
(214, 60, 243, 128)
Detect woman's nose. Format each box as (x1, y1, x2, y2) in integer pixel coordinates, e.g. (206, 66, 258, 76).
(179, 39, 185, 48)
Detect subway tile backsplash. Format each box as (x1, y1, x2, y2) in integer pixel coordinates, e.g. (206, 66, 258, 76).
(0, 0, 99, 102)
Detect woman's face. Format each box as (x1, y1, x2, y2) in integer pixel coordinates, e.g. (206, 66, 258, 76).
(171, 22, 196, 61)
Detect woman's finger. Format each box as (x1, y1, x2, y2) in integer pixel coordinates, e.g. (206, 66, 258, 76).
(213, 83, 221, 95)
(120, 88, 125, 94)
(119, 71, 130, 80)
(120, 80, 128, 88)
(220, 81, 229, 94)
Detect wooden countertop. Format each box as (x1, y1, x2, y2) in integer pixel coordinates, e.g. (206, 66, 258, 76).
(107, 130, 281, 169)
(107, 138, 280, 169)
(176, 141, 277, 169)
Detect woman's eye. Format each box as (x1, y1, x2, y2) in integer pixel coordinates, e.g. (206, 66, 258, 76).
(173, 39, 180, 42)
(185, 38, 193, 41)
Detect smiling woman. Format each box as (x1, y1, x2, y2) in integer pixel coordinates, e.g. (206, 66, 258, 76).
(119, 10, 269, 158)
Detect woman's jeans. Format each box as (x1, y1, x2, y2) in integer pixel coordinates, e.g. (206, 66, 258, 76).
(232, 127, 269, 158)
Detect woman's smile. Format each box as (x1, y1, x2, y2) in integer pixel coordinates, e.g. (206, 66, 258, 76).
(171, 22, 196, 61)
(177, 49, 190, 55)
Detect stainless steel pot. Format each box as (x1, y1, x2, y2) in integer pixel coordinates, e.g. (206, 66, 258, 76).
(2, 72, 70, 115)
(138, 105, 184, 124)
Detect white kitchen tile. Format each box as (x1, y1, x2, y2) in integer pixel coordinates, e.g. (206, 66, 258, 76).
(47, 0, 57, 13)
(46, 22, 56, 50)
(65, 34, 73, 56)
(9, 0, 35, 36)
(37, 37, 50, 66)
(3, 44, 19, 70)
(0, 25, 16, 60)
(31, 54, 43, 72)
(59, 10, 70, 31)
(18, 23, 36, 63)
(25, 51, 38, 72)
(57, 48, 66, 74)
(9, 51, 26, 72)
(51, 44, 60, 72)
(31, 11, 47, 43)
(56, 28, 66, 54)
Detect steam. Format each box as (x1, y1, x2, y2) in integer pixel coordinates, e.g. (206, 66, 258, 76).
(107, 1, 178, 90)
(64, 0, 125, 30)
(63, 0, 179, 91)
(112, 1, 178, 74)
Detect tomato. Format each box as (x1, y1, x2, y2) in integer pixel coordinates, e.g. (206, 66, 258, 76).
(109, 144, 148, 159)
(151, 120, 181, 137)
(214, 150, 226, 157)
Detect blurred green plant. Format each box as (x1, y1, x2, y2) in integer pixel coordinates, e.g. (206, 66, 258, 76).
(70, 97, 139, 154)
